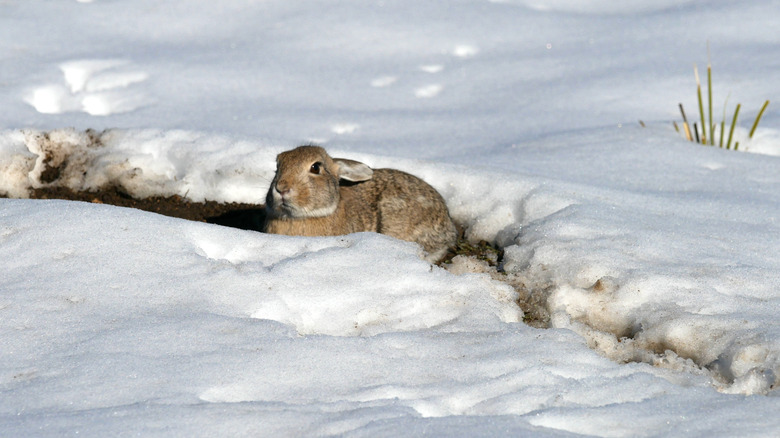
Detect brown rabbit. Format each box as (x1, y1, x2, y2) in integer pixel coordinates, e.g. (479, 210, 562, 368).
(264, 145, 457, 262)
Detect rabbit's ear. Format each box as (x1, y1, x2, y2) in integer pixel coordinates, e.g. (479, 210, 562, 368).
(333, 158, 374, 182)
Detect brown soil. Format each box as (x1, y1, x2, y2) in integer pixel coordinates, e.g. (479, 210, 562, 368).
(25, 186, 267, 231)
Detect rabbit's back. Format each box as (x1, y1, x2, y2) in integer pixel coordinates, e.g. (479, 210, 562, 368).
(331, 168, 456, 262)
(263, 145, 456, 262)
(367, 169, 456, 257)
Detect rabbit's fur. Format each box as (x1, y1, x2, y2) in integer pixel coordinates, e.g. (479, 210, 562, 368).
(264, 145, 457, 262)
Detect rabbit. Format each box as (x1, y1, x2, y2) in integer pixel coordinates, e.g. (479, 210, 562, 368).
(263, 145, 457, 263)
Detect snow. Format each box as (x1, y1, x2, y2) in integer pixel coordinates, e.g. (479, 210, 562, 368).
(2, 0, 780, 436)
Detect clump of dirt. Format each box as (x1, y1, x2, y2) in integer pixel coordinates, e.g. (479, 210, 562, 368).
(39, 153, 63, 184)
(441, 238, 504, 267)
(36, 129, 104, 184)
(442, 236, 550, 328)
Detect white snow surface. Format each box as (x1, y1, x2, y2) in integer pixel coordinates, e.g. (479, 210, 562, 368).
(2, 0, 780, 436)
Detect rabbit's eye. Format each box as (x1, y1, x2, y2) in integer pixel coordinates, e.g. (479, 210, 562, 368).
(310, 162, 322, 174)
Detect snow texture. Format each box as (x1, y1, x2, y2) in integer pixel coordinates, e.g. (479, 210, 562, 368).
(2, 0, 780, 436)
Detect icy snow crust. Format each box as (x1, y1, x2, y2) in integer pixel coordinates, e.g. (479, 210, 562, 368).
(2, 0, 780, 436)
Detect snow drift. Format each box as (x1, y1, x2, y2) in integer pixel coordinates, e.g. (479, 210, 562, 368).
(2, 128, 779, 399)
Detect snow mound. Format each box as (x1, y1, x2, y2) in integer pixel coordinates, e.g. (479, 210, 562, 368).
(0, 128, 275, 203)
(2, 127, 780, 400)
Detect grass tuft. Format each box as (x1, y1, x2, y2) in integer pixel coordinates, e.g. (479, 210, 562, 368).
(676, 51, 769, 152)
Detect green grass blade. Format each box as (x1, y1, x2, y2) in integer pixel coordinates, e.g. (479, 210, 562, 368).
(748, 100, 770, 139)
(679, 103, 693, 141)
(695, 65, 707, 144)
(726, 103, 741, 150)
(719, 94, 730, 148)
(707, 64, 714, 145)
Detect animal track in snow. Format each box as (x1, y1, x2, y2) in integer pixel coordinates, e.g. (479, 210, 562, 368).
(702, 161, 725, 171)
(372, 46, 476, 99)
(25, 59, 150, 116)
(419, 64, 444, 74)
(331, 123, 359, 135)
(370, 75, 398, 88)
(414, 84, 443, 98)
(452, 44, 479, 58)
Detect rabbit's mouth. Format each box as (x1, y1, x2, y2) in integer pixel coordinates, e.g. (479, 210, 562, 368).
(268, 189, 299, 217)
(276, 200, 299, 216)
(275, 200, 312, 218)
(273, 199, 338, 219)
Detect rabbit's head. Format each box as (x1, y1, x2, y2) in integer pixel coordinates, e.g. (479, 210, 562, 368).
(266, 145, 373, 219)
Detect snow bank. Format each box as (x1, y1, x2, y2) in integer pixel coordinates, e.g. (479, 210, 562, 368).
(2, 127, 780, 401)
(0, 128, 276, 203)
(2, 189, 779, 436)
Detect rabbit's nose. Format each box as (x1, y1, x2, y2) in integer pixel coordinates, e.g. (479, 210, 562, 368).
(275, 182, 290, 196)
